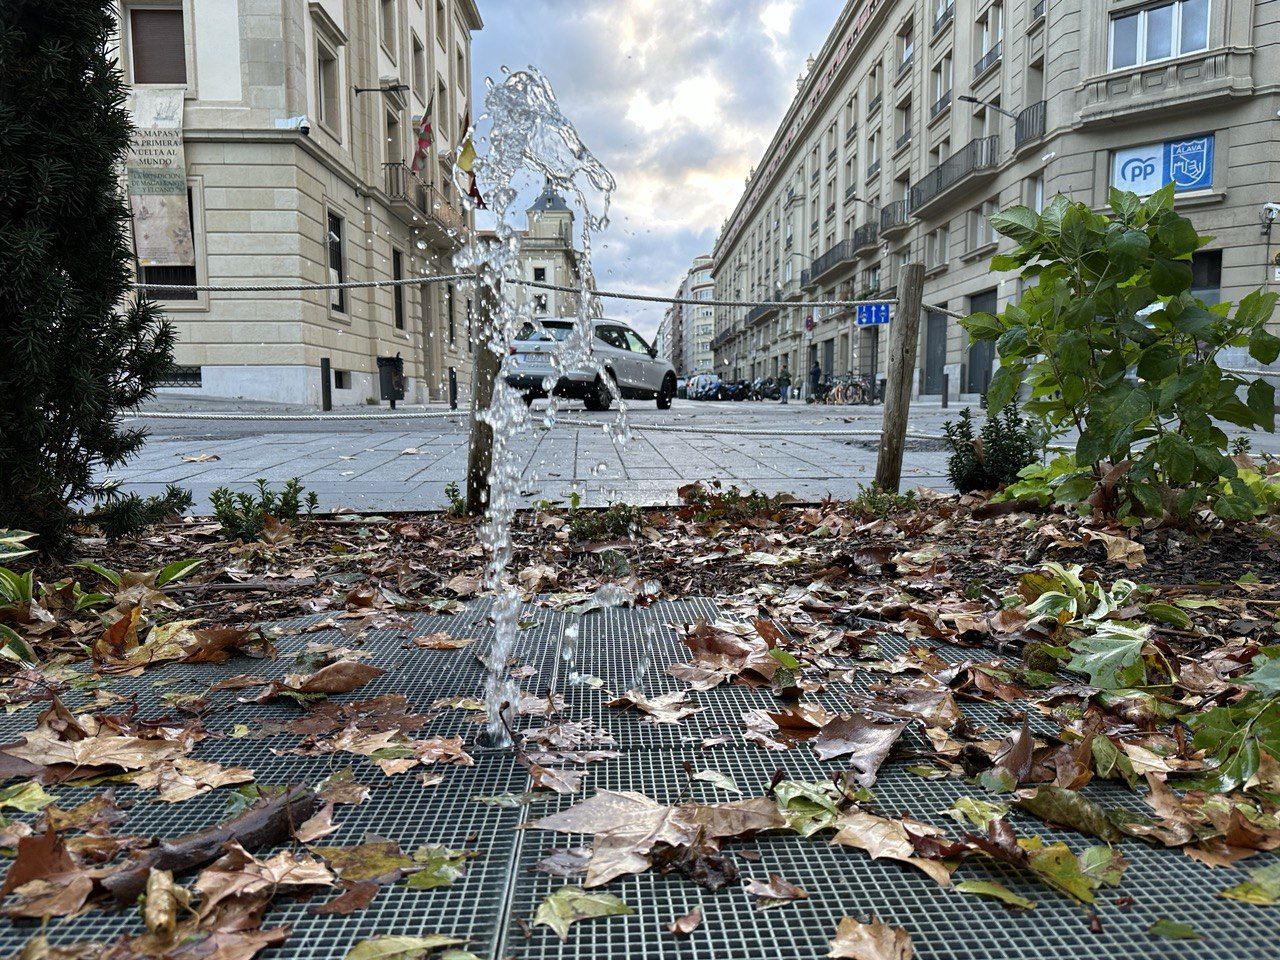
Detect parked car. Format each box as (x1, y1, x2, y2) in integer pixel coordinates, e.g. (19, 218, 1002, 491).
(506, 318, 677, 411)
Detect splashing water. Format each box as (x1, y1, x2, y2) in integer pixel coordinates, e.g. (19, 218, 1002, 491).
(459, 68, 620, 747)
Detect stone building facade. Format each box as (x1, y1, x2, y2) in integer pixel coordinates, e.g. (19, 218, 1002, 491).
(502, 185, 582, 321)
(681, 255, 716, 376)
(114, 0, 482, 405)
(712, 0, 1280, 401)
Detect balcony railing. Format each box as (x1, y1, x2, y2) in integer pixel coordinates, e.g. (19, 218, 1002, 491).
(845, 123, 858, 143)
(879, 198, 911, 234)
(867, 158, 882, 179)
(898, 51, 914, 74)
(909, 135, 1000, 211)
(973, 40, 1002, 78)
(384, 161, 423, 207)
(827, 147, 838, 164)
(852, 221, 879, 253)
(868, 92, 883, 115)
(845, 184, 858, 201)
(825, 203, 837, 221)
(895, 128, 912, 151)
(808, 239, 856, 283)
(1014, 99, 1046, 150)
(930, 90, 952, 119)
(1031, 0, 1045, 23)
(933, 3, 954, 35)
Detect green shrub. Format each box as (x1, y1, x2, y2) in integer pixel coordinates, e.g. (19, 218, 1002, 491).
(209, 478, 318, 541)
(944, 403, 1040, 493)
(567, 501, 644, 541)
(962, 185, 1279, 523)
(444, 481, 466, 517)
(848, 484, 917, 518)
(89, 484, 193, 539)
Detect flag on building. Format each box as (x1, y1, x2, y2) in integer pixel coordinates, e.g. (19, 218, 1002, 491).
(410, 98, 433, 174)
(457, 109, 477, 173)
(456, 109, 485, 208)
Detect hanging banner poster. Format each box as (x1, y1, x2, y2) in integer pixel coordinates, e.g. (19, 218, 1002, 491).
(127, 86, 194, 266)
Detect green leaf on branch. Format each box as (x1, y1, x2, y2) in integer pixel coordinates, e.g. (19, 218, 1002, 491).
(985, 365, 1021, 414)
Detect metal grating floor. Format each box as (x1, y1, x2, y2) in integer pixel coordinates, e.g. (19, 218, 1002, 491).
(2, 598, 1276, 959)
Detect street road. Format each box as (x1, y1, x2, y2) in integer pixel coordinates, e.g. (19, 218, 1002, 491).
(109, 397, 1280, 513)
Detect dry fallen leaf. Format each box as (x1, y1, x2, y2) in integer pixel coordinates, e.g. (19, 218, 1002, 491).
(668, 907, 703, 936)
(828, 915, 913, 960)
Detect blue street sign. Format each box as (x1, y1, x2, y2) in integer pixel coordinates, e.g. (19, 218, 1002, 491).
(856, 303, 891, 326)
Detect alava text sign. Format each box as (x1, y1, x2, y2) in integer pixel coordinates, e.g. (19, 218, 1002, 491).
(1111, 135, 1214, 196)
(856, 303, 891, 326)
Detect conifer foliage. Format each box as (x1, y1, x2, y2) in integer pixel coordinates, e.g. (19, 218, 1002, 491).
(0, 1, 175, 549)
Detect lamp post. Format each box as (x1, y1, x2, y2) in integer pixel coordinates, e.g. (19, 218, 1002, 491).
(957, 94, 1020, 120)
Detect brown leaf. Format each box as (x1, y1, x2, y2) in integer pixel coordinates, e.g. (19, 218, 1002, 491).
(668, 906, 703, 936)
(606, 689, 702, 724)
(831, 812, 954, 887)
(412, 633, 477, 650)
(812, 715, 908, 785)
(288, 660, 386, 694)
(828, 916, 913, 960)
(294, 802, 340, 842)
(533, 847, 592, 878)
(1, 825, 74, 896)
(744, 873, 809, 907)
(309, 880, 381, 916)
(2, 875, 94, 918)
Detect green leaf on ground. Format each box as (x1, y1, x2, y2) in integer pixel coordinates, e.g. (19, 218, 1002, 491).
(943, 797, 1009, 830)
(345, 935, 467, 960)
(1065, 625, 1148, 689)
(1220, 862, 1280, 905)
(1147, 919, 1201, 940)
(405, 846, 475, 890)
(0, 781, 55, 813)
(955, 880, 1035, 909)
(533, 886, 633, 941)
(692, 770, 741, 794)
(1014, 787, 1121, 842)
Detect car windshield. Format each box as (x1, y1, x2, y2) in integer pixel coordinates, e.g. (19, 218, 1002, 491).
(516, 321, 573, 342)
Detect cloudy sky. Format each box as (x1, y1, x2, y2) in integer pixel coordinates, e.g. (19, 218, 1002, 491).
(471, 0, 839, 337)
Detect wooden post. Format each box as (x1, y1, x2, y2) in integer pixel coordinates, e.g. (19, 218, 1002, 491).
(875, 263, 925, 493)
(465, 272, 499, 515)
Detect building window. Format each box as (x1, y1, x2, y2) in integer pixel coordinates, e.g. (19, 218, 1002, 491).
(380, 0, 397, 57)
(129, 8, 186, 84)
(436, 80, 450, 142)
(969, 198, 998, 249)
(533, 266, 546, 282)
(447, 282, 456, 344)
(1110, 0, 1209, 70)
(435, 0, 447, 48)
(392, 250, 405, 329)
(976, 3, 1004, 59)
(386, 109, 403, 163)
(333, 369, 351, 390)
(533, 294, 548, 315)
(897, 18, 915, 68)
(327, 212, 346, 313)
(1190, 249, 1222, 304)
(316, 42, 341, 132)
(927, 224, 950, 266)
(1028, 174, 1044, 212)
(412, 34, 427, 99)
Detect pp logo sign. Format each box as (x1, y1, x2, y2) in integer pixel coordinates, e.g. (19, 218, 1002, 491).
(1113, 148, 1163, 195)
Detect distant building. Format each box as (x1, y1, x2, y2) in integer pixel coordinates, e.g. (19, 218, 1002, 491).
(115, 0, 482, 405)
(713, 0, 1279, 400)
(505, 184, 582, 320)
(665, 255, 714, 377)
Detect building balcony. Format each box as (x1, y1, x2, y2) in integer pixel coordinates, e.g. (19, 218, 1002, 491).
(845, 123, 858, 144)
(909, 135, 1000, 216)
(827, 147, 838, 164)
(894, 128, 912, 152)
(845, 184, 858, 201)
(1013, 100, 1046, 152)
(746, 298, 780, 326)
(825, 202, 837, 221)
(867, 92, 883, 116)
(384, 161, 424, 213)
(852, 221, 879, 255)
(1078, 47, 1254, 126)
(385, 163, 469, 245)
(879, 198, 911, 237)
(973, 40, 1002, 81)
(778, 279, 803, 300)
(867, 158, 882, 179)
(933, 4, 954, 36)
(898, 51, 914, 76)
(930, 90, 952, 121)
(786, 185, 803, 205)
(807, 239, 857, 286)
(1030, 0, 1045, 25)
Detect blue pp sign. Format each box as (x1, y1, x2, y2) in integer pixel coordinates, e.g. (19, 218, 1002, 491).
(856, 303, 891, 326)
(1112, 135, 1214, 196)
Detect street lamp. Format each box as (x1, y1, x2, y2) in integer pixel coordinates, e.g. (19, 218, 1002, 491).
(957, 94, 1019, 120)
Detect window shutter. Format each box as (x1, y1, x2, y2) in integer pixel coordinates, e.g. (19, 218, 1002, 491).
(131, 9, 187, 84)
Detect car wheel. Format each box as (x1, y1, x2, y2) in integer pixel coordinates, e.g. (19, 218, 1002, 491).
(584, 373, 613, 412)
(656, 374, 675, 410)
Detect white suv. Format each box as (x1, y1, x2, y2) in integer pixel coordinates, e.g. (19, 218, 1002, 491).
(506, 318, 677, 411)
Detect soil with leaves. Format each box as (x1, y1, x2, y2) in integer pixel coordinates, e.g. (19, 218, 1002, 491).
(1, 481, 1280, 959)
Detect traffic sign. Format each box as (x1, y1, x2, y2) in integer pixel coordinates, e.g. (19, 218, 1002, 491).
(856, 303, 891, 326)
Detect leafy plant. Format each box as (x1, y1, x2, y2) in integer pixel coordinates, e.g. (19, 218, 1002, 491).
(444, 482, 466, 517)
(0, 2, 176, 551)
(963, 185, 1279, 523)
(209, 478, 318, 541)
(944, 403, 1040, 493)
(677, 482, 790, 523)
(847, 483, 918, 519)
(567, 501, 644, 542)
(88, 484, 194, 539)
(1184, 694, 1280, 792)
(0, 531, 35, 563)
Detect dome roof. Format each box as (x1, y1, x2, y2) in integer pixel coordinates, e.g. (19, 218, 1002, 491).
(528, 184, 570, 213)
